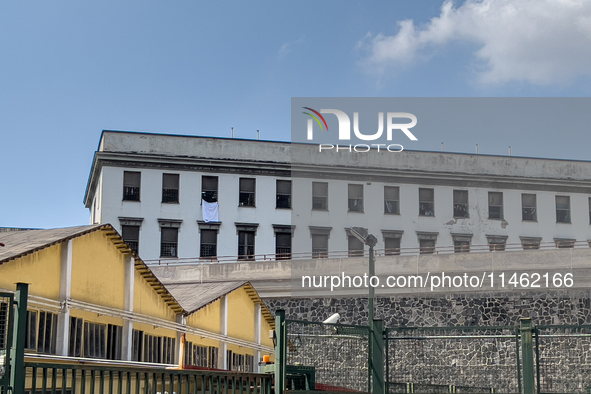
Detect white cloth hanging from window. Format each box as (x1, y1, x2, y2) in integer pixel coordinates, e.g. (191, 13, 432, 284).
(202, 200, 219, 222)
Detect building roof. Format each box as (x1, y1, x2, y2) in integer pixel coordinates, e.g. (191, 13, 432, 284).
(165, 281, 275, 328)
(0, 224, 185, 314)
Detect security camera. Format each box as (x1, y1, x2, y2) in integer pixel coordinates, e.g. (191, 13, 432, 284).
(323, 313, 340, 324)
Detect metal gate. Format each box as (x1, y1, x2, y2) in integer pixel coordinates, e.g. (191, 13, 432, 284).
(0, 291, 15, 394)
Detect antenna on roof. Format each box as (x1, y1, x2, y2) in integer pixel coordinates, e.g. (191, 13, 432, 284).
(509, 146, 512, 156)
(231, 127, 234, 138)
(441, 142, 444, 152)
(476, 144, 479, 154)
(257, 130, 260, 140)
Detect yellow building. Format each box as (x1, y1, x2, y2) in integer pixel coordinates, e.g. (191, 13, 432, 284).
(0, 224, 274, 370)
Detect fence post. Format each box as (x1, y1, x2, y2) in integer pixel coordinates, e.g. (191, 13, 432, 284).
(520, 318, 535, 394)
(371, 320, 385, 394)
(274, 310, 286, 394)
(9, 283, 28, 394)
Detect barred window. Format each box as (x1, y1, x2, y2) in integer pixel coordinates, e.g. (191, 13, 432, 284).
(312, 182, 328, 210)
(123, 171, 141, 201)
(202, 176, 218, 203)
(239, 178, 256, 207)
(122, 225, 140, 254)
(161, 227, 178, 257)
(384, 237, 401, 256)
(276, 233, 291, 260)
(162, 173, 180, 203)
(200, 229, 217, 259)
(68, 317, 83, 357)
(38, 311, 58, 354)
(238, 231, 255, 260)
(276, 180, 292, 209)
(312, 234, 328, 258)
(84, 321, 106, 359)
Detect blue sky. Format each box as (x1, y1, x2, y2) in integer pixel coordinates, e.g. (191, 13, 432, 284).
(2, 0, 591, 228)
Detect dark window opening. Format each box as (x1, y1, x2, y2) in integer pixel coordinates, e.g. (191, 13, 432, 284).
(348, 184, 363, 212)
(68, 317, 83, 357)
(453, 190, 469, 218)
(276, 180, 292, 209)
(556, 196, 571, 223)
(202, 176, 219, 203)
(454, 241, 470, 253)
(312, 182, 328, 210)
(522, 194, 537, 221)
(84, 322, 106, 359)
(239, 178, 256, 207)
(200, 229, 217, 259)
(384, 237, 401, 256)
(419, 188, 434, 216)
(38, 311, 57, 354)
(123, 171, 141, 201)
(160, 227, 178, 257)
(122, 225, 140, 254)
(238, 231, 255, 260)
(488, 192, 503, 219)
(419, 239, 435, 254)
(348, 235, 365, 257)
(276, 233, 291, 260)
(384, 186, 400, 214)
(162, 173, 179, 203)
(312, 234, 328, 258)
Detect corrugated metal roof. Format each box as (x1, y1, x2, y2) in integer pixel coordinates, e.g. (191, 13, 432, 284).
(165, 281, 275, 328)
(0, 224, 106, 264)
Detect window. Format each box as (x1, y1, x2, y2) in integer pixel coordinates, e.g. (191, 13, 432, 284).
(123, 171, 141, 201)
(522, 194, 537, 221)
(555, 238, 575, 249)
(161, 173, 180, 203)
(202, 176, 218, 203)
(185, 342, 218, 368)
(312, 182, 328, 210)
(84, 322, 106, 359)
(276, 180, 292, 209)
(25, 310, 38, 351)
(419, 188, 434, 216)
(488, 192, 503, 219)
(239, 178, 256, 207)
(161, 227, 179, 257)
(348, 184, 363, 212)
(139, 332, 175, 364)
(452, 234, 473, 253)
(487, 235, 508, 251)
(419, 239, 436, 254)
(417, 232, 438, 254)
(453, 190, 469, 218)
(200, 229, 217, 259)
(384, 237, 401, 256)
(312, 235, 328, 258)
(348, 235, 365, 257)
(68, 317, 83, 357)
(521, 237, 542, 250)
(589, 197, 591, 224)
(132, 330, 143, 362)
(384, 186, 400, 214)
(276, 233, 292, 260)
(121, 225, 140, 254)
(0, 302, 8, 350)
(238, 231, 255, 260)
(106, 324, 123, 360)
(556, 196, 571, 223)
(37, 311, 58, 354)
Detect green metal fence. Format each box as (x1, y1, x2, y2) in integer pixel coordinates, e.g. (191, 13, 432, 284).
(285, 319, 370, 393)
(535, 325, 591, 394)
(385, 325, 521, 394)
(24, 362, 272, 394)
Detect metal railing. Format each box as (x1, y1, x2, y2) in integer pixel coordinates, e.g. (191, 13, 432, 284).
(145, 240, 591, 266)
(24, 362, 273, 394)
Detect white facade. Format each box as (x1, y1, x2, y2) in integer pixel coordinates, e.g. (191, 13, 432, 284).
(85, 131, 591, 262)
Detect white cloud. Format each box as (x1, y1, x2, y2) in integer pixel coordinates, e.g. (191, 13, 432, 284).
(278, 39, 304, 61)
(359, 0, 591, 85)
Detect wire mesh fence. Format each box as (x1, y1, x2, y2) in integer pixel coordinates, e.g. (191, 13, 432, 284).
(535, 325, 591, 394)
(285, 319, 369, 393)
(386, 326, 521, 394)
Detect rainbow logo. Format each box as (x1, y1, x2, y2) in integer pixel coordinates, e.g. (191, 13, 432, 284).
(302, 107, 329, 131)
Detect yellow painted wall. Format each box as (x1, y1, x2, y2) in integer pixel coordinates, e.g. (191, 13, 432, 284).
(133, 321, 177, 340)
(185, 333, 219, 349)
(133, 270, 177, 322)
(70, 231, 126, 310)
(70, 309, 124, 327)
(261, 314, 275, 349)
(0, 245, 61, 300)
(186, 300, 221, 333)
(227, 287, 255, 342)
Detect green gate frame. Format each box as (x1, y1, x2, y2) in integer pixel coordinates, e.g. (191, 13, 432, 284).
(0, 283, 28, 394)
